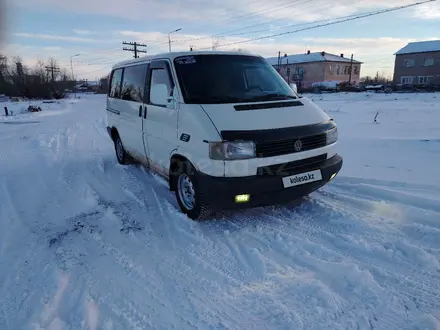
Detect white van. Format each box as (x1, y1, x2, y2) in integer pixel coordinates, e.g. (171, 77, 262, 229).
(106, 51, 343, 220)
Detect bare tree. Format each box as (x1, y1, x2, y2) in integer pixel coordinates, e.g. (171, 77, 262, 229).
(46, 57, 60, 82)
(33, 59, 47, 83)
(212, 37, 220, 50)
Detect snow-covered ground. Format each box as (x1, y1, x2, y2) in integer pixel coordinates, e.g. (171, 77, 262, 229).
(0, 92, 439, 330)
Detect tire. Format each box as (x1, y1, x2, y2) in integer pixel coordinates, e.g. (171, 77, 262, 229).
(114, 134, 129, 165)
(173, 160, 212, 221)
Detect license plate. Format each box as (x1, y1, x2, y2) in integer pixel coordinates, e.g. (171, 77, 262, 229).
(282, 169, 322, 188)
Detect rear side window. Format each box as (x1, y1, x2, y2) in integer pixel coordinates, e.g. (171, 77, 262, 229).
(121, 64, 148, 102)
(109, 68, 123, 99)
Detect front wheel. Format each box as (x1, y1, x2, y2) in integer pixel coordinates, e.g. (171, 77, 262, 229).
(173, 161, 212, 221)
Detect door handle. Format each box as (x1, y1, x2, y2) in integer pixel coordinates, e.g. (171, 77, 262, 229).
(143, 106, 147, 119)
(138, 105, 142, 117)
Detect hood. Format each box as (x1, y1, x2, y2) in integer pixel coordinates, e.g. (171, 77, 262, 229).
(200, 97, 330, 132)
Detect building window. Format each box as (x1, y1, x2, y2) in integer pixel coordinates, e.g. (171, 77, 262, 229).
(423, 58, 434, 66)
(354, 66, 359, 74)
(336, 65, 340, 75)
(404, 59, 415, 67)
(418, 76, 432, 84)
(329, 65, 333, 74)
(401, 76, 414, 84)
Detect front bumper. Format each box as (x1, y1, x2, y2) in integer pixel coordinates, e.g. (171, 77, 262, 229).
(197, 153, 343, 210)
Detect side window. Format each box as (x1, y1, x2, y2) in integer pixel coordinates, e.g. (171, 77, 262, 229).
(149, 67, 175, 107)
(109, 68, 123, 99)
(120, 64, 148, 102)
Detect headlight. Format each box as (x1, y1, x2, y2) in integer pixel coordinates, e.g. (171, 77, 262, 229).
(209, 141, 256, 160)
(326, 127, 338, 145)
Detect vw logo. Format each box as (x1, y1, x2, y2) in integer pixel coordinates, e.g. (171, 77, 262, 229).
(294, 140, 302, 152)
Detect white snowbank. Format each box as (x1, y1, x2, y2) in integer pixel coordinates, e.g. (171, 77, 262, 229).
(0, 92, 439, 329)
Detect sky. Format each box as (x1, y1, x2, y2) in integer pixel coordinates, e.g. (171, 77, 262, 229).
(0, 0, 439, 80)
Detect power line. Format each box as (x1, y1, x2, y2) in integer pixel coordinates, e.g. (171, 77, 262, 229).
(181, 0, 298, 34)
(209, 0, 357, 38)
(122, 41, 147, 58)
(195, 0, 435, 50)
(170, 0, 322, 45)
(74, 0, 337, 55)
(71, 0, 433, 77)
(170, 0, 359, 45)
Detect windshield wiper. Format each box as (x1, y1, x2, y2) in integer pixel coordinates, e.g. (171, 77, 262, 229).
(247, 93, 297, 101)
(188, 95, 249, 104)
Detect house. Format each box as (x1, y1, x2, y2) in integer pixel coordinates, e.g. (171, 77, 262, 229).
(75, 80, 100, 92)
(393, 40, 440, 86)
(265, 51, 362, 89)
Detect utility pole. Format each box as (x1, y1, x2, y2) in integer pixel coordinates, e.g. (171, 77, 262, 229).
(277, 51, 281, 72)
(168, 28, 182, 52)
(122, 41, 147, 58)
(70, 54, 80, 98)
(45, 63, 60, 83)
(348, 54, 354, 87)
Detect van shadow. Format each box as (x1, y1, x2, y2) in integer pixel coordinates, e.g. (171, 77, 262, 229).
(105, 161, 337, 238)
(196, 196, 319, 235)
(129, 162, 328, 233)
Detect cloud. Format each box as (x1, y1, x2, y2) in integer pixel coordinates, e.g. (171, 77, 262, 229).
(412, 0, 440, 19)
(13, 32, 104, 43)
(43, 46, 62, 51)
(11, 0, 236, 22)
(11, 0, 438, 25)
(73, 29, 97, 35)
(2, 29, 438, 81)
(244, 0, 439, 22)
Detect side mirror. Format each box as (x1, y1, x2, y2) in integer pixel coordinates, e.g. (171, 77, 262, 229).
(150, 84, 169, 106)
(289, 83, 298, 93)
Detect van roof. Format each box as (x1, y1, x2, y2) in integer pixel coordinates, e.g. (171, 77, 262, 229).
(112, 50, 263, 69)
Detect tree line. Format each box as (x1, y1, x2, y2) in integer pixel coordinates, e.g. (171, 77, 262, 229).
(0, 54, 109, 99)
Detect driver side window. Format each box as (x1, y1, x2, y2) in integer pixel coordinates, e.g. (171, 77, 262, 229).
(245, 67, 277, 91)
(149, 67, 174, 107)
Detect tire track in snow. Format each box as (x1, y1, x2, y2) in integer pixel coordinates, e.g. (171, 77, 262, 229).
(192, 181, 440, 329)
(44, 208, 166, 329)
(3, 95, 440, 329)
(69, 170, 262, 328)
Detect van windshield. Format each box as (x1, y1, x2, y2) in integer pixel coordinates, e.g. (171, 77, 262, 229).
(173, 54, 297, 104)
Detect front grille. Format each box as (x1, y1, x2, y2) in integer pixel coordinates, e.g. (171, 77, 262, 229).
(256, 133, 327, 158)
(257, 154, 327, 176)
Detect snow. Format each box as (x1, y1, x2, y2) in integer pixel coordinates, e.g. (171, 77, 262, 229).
(265, 51, 362, 66)
(1, 92, 440, 329)
(312, 81, 341, 88)
(395, 40, 440, 55)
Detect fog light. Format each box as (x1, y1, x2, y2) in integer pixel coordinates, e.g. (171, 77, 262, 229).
(329, 173, 337, 181)
(235, 194, 250, 203)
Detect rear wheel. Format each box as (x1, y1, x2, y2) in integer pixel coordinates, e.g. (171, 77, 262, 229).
(173, 160, 212, 220)
(114, 135, 129, 165)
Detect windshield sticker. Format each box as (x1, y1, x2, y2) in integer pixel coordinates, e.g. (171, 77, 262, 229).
(176, 56, 196, 65)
